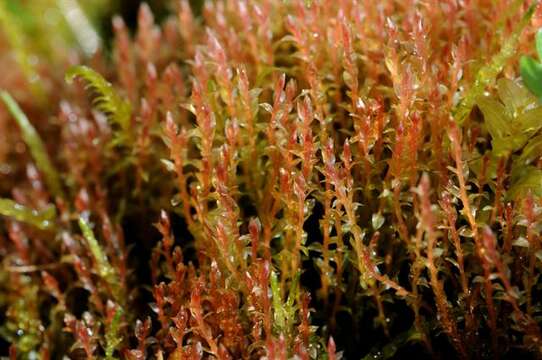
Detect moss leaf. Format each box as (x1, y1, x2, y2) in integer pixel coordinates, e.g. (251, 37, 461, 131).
(454, 4, 535, 124)
(520, 56, 542, 101)
(507, 167, 542, 200)
(516, 106, 542, 136)
(476, 95, 512, 139)
(517, 134, 542, 166)
(496, 78, 536, 114)
(66, 66, 132, 137)
(0, 198, 56, 230)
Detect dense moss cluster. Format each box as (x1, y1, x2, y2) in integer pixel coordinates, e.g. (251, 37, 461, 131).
(1, 1, 542, 359)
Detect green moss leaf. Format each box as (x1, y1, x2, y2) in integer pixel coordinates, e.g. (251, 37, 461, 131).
(476, 95, 512, 139)
(66, 66, 132, 138)
(105, 304, 124, 360)
(520, 56, 542, 101)
(517, 134, 542, 166)
(496, 78, 536, 114)
(493, 133, 529, 157)
(0, 198, 56, 230)
(270, 271, 285, 332)
(535, 28, 542, 61)
(78, 216, 122, 303)
(507, 167, 542, 200)
(454, 4, 535, 124)
(516, 106, 542, 135)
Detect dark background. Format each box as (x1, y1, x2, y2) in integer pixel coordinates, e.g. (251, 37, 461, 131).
(99, 0, 203, 39)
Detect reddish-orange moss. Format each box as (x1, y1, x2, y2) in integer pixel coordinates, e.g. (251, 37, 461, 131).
(1, 1, 542, 359)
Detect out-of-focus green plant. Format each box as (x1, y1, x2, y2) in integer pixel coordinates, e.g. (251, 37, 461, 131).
(454, 3, 535, 124)
(521, 28, 542, 101)
(1, 91, 63, 198)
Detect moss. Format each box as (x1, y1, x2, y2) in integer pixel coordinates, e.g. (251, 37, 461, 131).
(1, 1, 542, 359)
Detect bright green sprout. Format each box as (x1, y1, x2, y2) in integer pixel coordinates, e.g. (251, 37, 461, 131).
(520, 28, 542, 101)
(66, 66, 132, 141)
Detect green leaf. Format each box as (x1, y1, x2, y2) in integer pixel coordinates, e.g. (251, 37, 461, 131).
(476, 95, 512, 139)
(78, 216, 122, 304)
(454, 3, 535, 124)
(105, 304, 124, 360)
(516, 106, 542, 135)
(66, 66, 132, 137)
(536, 28, 542, 61)
(270, 271, 285, 331)
(492, 133, 528, 157)
(520, 56, 542, 100)
(496, 78, 536, 114)
(0, 91, 63, 198)
(0, 198, 56, 230)
(286, 271, 300, 312)
(507, 167, 542, 200)
(517, 134, 542, 166)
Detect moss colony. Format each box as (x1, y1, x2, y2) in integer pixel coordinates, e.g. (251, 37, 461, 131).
(1, 0, 542, 359)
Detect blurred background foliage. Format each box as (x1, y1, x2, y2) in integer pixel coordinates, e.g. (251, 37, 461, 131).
(0, 0, 200, 111)
(0, 0, 201, 56)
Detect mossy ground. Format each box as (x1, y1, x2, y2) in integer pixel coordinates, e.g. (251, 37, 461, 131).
(1, 1, 542, 359)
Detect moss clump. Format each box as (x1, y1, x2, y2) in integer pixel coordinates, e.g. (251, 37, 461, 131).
(1, 1, 542, 359)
